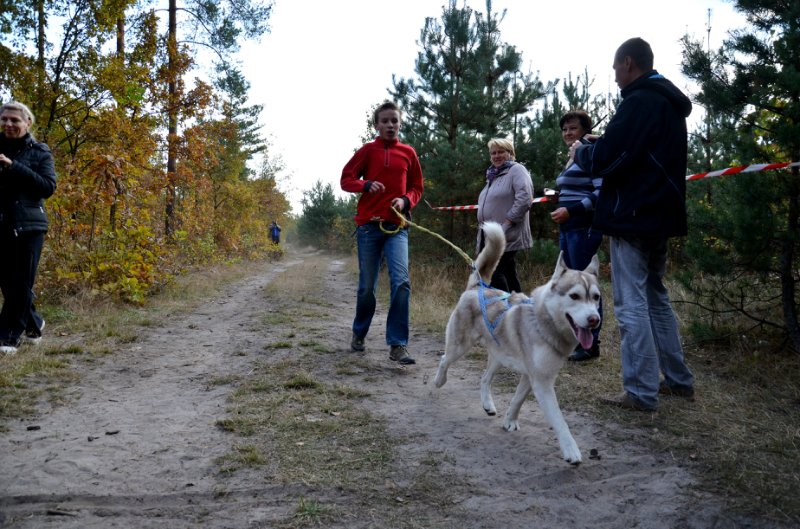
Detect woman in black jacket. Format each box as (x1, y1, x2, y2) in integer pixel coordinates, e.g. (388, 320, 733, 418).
(0, 101, 57, 354)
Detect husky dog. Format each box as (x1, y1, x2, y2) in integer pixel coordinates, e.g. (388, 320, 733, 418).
(433, 221, 601, 464)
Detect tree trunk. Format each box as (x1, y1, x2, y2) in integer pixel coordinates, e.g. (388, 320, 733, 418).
(35, 0, 46, 140)
(780, 165, 800, 353)
(117, 16, 125, 56)
(165, 0, 178, 238)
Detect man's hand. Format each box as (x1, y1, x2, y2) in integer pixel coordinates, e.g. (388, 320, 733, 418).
(550, 207, 570, 224)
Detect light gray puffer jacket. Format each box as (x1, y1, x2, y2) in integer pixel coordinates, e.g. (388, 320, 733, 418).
(476, 162, 533, 253)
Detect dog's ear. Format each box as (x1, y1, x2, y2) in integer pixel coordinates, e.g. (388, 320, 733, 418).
(552, 251, 568, 280)
(583, 254, 600, 278)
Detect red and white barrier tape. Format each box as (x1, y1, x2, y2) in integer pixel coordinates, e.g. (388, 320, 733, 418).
(686, 161, 800, 181)
(426, 162, 800, 211)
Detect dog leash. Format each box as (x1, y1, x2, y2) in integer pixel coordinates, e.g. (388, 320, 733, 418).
(388, 206, 474, 266)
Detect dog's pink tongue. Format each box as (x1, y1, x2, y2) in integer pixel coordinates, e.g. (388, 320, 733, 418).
(577, 327, 594, 350)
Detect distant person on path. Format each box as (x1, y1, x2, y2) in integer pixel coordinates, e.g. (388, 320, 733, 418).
(571, 37, 695, 411)
(0, 101, 57, 355)
(476, 138, 533, 293)
(269, 220, 281, 244)
(550, 110, 604, 362)
(340, 101, 424, 365)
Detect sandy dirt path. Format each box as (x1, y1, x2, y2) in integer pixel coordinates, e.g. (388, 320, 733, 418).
(0, 249, 781, 528)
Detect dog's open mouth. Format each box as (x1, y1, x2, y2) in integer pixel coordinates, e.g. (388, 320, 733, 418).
(567, 314, 594, 350)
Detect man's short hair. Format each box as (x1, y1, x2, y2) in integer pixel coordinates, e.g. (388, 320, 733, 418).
(615, 37, 654, 71)
(373, 101, 401, 124)
(559, 110, 593, 133)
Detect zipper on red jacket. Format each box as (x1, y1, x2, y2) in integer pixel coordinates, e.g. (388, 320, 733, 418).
(384, 145, 389, 167)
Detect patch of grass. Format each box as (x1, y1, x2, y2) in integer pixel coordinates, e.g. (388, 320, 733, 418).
(220, 359, 395, 485)
(263, 312, 294, 326)
(264, 341, 293, 350)
(283, 371, 322, 391)
(217, 444, 266, 473)
(209, 375, 241, 386)
(0, 349, 80, 421)
(292, 497, 334, 525)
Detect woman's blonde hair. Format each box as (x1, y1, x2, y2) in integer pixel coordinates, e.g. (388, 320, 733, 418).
(487, 138, 515, 160)
(1, 101, 35, 126)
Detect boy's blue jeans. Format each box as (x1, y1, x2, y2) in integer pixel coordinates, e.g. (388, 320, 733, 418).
(610, 236, 694, 408)
(559, 226, 604, 343)
(353, 223, 410, 346)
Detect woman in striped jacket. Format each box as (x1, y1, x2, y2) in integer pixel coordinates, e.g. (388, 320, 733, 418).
(550, 110, 603, 361)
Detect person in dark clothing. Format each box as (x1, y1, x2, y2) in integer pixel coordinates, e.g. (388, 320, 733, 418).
(571, 38, 695, 411)
(551, 110, 604, 361)
(0, 101, 57, 355)
(269, 221, 281, 244)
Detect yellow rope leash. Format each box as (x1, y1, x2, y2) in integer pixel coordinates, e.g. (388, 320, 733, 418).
(389, 206, 474, 266)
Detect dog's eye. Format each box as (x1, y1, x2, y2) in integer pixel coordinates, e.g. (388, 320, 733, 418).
(593, 294, 601, 301)
(570, 293, 580, 300)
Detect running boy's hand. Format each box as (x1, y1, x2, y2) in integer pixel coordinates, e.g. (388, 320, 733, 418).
(367, 180, 385, 193)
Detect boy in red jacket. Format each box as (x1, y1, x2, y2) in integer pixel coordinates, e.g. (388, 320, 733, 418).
(340, 101, 424, 364)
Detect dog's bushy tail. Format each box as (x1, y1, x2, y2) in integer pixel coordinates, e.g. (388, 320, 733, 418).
(468, 221, 506, 289)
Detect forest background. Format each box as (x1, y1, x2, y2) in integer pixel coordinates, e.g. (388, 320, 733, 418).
(0, 0, 798, 354)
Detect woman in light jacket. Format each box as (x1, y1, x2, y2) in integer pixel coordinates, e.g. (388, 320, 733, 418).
(476, 138, 533, 293)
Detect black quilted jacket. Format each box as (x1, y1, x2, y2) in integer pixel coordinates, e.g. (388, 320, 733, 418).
(0, 133, 57, 235)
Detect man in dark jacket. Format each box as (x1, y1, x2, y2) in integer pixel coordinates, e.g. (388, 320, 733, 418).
(572, 38, 695, 411)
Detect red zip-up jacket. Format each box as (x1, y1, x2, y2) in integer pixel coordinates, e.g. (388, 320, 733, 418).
(340, 137, 424, 226)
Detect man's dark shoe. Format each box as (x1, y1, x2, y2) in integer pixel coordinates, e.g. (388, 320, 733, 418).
(599, 392, 656, 412)
(659, 381, 695, 401)
(389, 345, 415, 365)
(350, 333, 365, 352)
(568, 343, 599, 362)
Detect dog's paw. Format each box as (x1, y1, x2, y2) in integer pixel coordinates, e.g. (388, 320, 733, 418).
(562, 441, 582, 465)
(433, 369, 447, 388)
(483, 406, 497, 416)
(563, 451, 582, 465)
(503, 419, 520, 431)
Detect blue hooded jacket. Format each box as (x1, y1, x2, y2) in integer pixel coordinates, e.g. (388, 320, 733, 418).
(574, 70, 692, 238)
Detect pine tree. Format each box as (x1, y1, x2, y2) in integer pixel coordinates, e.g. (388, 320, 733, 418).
(389, 0, 550, 254)
(681, 1, 800, 353)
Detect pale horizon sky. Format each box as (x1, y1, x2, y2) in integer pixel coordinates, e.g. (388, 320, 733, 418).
(237, 0, 748, 213)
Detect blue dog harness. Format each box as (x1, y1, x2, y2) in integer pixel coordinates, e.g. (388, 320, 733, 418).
(477, 278, 533, 344)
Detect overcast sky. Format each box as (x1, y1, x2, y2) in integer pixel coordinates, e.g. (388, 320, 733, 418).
(236, 0, 747, 213)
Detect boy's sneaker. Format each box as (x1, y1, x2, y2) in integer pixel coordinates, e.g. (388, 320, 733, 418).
(21, 320, 45, 346)
(389, 345, 415, 365)
(1, 338, 20, 355)
(350, 333, 365, 352)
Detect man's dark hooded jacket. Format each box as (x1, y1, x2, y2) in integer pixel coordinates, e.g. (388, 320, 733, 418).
(574, 70, 692, 238)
